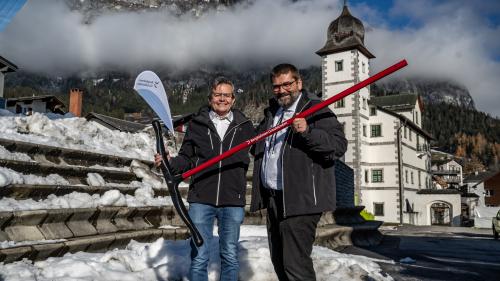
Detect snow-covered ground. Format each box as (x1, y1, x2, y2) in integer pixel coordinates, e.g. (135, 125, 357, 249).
(0, 112, 157, 160)
(0, 225, 393, 281)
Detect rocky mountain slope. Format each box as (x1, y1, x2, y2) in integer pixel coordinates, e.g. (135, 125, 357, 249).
(372, 78, 475, 110)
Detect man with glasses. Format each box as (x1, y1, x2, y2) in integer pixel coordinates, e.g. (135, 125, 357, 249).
(250, 64, 347, 281)
(155, 77, 254, 281)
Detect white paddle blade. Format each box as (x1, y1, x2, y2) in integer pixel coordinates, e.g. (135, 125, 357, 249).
(134, 71, 174, 132)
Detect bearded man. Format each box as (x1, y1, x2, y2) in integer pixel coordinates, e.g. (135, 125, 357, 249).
(250, 63, 347, 281)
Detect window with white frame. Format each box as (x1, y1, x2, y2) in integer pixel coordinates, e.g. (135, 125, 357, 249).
(411, 171, 414, 184)
(418, 171, 421, 187)
(370, 107, 376, 116)
(363, 125, 366, 137)
(365, 170, 369, 183)
(335, 60, 343, 72)
(372, 169, 383, 183)
(334, 98, 345, 108)
(371, 124, 382, 137)
(405, 170, 408, 183)
(373, 202, 384, 216)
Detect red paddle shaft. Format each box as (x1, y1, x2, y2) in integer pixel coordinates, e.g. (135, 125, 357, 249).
(182, 59, 408, 179)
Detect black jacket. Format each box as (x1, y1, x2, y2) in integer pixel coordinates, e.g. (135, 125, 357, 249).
(250, 92, 347, 217)
(170, 106, 255, 206)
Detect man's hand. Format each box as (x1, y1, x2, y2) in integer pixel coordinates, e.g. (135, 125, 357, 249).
(154, 152, 170, 167)
(292, 118, 308, 134)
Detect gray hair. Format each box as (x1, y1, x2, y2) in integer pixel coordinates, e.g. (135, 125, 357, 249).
(208, 76, 234, 98)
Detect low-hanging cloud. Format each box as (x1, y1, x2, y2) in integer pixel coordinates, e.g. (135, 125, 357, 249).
(0, 0, 499, 117)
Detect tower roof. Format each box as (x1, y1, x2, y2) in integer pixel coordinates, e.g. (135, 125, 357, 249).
(316, 4, 375, 58)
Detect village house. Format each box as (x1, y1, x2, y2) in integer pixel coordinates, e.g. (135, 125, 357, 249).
(317, 4, 461, 226)
(431, 158, 463, 189)
(464, 170, 500, 208)
(4, 95, 66, 115)
(0, 54, 18, 108)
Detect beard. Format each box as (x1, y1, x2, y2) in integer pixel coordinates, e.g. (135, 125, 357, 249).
(277, 91, 300, 108)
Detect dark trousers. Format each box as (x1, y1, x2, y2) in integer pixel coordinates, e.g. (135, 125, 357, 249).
(266, 190, 322, 281)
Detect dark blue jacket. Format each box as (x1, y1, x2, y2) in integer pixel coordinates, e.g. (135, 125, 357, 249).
(250, 92, 347, 216)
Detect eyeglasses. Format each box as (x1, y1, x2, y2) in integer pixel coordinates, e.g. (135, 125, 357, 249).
(272, 80, 296, 91)
(212, 92, 234, 99)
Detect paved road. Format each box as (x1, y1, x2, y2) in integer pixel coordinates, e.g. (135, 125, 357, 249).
(362, 225, 500, 281)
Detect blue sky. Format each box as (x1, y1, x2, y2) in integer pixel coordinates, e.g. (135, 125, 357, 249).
(350, 0, 500, 30)
(0, 0, 499, 117)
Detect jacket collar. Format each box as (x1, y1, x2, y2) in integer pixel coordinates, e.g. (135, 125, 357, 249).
(192, 105, 249, 127)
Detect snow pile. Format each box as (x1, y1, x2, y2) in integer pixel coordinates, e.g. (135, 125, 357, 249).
(0, 186, 175, 211)
(0, 169, 12, 187)
(0, 167, 70, 188)
(0, 226, 393, 281)
(86, 173, 106, 186)
(1, 239, 67, 250)
(130, 160, 165, 189)
(0, 113, 156, 160)
(0, 145, 33, 162)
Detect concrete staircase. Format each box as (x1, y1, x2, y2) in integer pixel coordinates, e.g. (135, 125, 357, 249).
(0, 138, 357, 263)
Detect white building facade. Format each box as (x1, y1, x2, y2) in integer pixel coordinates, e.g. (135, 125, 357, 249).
(317, 4, 461, 225)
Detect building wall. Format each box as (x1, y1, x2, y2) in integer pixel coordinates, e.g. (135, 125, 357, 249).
(485, 172, 500, 206)
(467, 181, 486, 207)
(405, 192, 462, 226)
(335, 160, 355, 208)
(6, 100, 48, 114)
(0, 72, 4, 98)
(362, 189, 399, 223)
(322, 49, 371, 203)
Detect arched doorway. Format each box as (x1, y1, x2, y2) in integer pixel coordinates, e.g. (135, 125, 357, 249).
(430, 202, 452, 225)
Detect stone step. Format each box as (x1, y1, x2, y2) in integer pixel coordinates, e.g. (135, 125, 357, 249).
(0, 206, 184, 242)
(0, 159, 139, 185)
(0, 184, 170, 200)
(0, 205, 265, 243)
(0, 137, 150, 168)
(0, 183, 255, 201)
(0, 227, 189, 263)
(0, 222, 353, 264)
(334, 206, 384, 247)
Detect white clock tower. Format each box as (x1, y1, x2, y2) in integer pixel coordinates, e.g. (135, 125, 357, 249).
(316, 3, 375, 204)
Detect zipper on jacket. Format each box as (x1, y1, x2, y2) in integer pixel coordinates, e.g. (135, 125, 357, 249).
(216, 142, 223, 206)
(280, 130, 291, 218)
(208, 128, 214, 150)
(214, 119, 251, 206)
(280, 99, 311, 217)
(311, 162, 317, 206)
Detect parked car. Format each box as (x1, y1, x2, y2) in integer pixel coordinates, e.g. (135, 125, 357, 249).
(493, 210, 500, 240)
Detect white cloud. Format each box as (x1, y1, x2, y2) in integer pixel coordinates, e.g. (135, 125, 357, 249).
(0, 0, 499, 117)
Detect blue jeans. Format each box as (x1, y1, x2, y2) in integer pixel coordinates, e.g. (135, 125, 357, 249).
(188, 203, 245, 281)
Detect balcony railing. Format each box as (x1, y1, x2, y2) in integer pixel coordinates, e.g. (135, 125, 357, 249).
(432, 170, 460, 175)
(417, 144, 429, 152)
